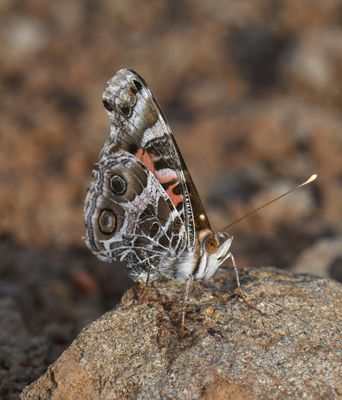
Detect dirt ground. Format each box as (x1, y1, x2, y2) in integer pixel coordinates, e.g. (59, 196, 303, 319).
(0, 1, 341, 398)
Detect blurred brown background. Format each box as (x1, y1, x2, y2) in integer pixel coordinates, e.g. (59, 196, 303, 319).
(1, 1, 342, 397)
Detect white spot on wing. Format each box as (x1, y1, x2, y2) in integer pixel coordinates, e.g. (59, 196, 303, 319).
(141, 123, 164, 146)
(156, 168, 177, 180)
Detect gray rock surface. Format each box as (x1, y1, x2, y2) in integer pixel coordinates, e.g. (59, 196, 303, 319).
(20, 267, 342, 400)
(0, 298, 48, 399)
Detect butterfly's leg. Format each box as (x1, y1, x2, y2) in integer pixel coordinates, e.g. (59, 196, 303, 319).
(229, 252, 241, 289)
(180, 274, 193, 339)
(227, 253, 260, 312)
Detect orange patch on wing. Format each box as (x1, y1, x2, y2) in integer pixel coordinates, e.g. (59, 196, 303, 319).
(135, 148, 156, 174)
(135, 148, 183, 207)
(166, 182, 183, 208)
(157, 174, 183, 208)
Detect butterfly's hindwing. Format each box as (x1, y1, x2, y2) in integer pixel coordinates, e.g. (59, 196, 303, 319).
(84, 151, 187, 281)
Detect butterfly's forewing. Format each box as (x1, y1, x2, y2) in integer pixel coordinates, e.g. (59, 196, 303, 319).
(84, 151, 187, 281)
(101, 69, 211, 248)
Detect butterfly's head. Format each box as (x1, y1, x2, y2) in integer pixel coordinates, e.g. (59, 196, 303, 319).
(194, 230, 233, 280)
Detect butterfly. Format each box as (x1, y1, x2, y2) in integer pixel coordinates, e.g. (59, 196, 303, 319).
(84, 69, 239, 285)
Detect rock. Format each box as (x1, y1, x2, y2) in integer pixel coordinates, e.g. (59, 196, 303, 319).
(0, 298, 49, 400)
(291, 236, 342, 283)
(282, 29, 342, 100)
(20, 267, 342, 400)
(2, 17, 49, 59)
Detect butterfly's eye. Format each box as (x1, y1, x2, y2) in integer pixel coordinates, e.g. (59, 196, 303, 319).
(119, 104, 131, 117)
(110, 174, 127, 195)
(98, 209, 116, 234)
(204, 236, 219, 254)
(102, 99, 113, 112)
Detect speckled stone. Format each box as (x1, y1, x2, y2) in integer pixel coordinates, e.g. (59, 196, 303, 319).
(20, 267, 342, 400)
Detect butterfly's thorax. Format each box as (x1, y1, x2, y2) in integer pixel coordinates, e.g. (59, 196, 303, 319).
(84, 69, 232, 282)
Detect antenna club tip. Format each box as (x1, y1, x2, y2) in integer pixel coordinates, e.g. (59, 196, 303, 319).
(300, 173, 318, 187)
(308, 174, 318, 183)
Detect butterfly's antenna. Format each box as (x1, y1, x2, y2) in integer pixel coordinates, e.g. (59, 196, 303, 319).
(221, 174, 317, 233)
